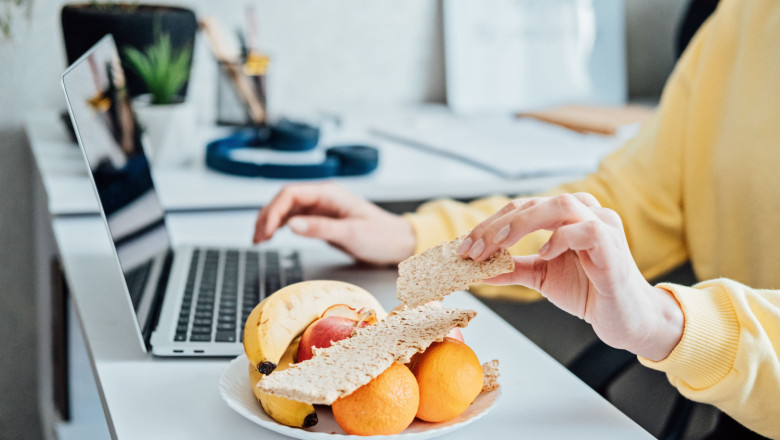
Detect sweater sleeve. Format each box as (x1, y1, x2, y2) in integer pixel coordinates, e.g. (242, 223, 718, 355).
(638, 279, 780, 439)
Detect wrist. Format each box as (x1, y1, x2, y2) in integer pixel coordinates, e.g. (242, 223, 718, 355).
(378, 216, 416, 266)
(393, 218, 417, 264)
(632, 286, 684, 361)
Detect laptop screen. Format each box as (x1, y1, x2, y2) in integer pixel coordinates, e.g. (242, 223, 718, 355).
(62, 35, 171, 332)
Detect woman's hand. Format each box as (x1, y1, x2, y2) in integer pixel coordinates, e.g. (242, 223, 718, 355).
(459, 193, 684, 361)
(253, 182, 416, 266)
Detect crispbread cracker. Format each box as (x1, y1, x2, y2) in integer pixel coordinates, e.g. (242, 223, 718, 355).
(481, 359, 500, 393)
(397, 235, 514, 308)
(257, 306, 476, 405)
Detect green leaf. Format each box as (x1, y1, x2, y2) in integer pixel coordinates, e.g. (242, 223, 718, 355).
(121, 31, 192, 105)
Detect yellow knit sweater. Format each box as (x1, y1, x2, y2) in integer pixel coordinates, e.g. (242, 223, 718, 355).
(404, 0, 780, 437)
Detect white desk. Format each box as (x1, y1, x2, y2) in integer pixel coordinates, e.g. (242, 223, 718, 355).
(52, 209, 652, 439)
(25, 110, 582, 216)
(27, 106, 651, 439)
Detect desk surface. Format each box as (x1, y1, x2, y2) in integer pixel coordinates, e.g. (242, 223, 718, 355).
(52, 209, 652, 439)
(26, 110, 582, 216)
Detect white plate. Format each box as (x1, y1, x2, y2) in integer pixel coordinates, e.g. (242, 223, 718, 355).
(219, 355, 501, 439)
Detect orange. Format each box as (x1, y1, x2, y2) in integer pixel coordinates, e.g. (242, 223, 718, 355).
(411, 337, 483, 422)
(332, 363, 419, 435)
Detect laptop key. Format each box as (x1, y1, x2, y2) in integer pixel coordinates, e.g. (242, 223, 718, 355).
(220, 300, 237, 309)
(217, 322, 236, 331)
(265, 280, 281, 295)
(285, 268, 303, 284)
(193, 318, 212, 327)
(190, 325, 211, 334)
(215, 331, 236, 343)
(174, 333, 187, 342)
(219, 314, 236, 322)
(190, 334, 211, 342)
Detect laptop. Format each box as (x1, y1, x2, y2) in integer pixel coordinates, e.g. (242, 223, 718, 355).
(61, 35, 302, 357)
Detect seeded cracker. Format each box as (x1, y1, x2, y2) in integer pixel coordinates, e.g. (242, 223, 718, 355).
(257, 306, 476, 405)
(397, 235, 515, 308)
(481, 359, 500, 393)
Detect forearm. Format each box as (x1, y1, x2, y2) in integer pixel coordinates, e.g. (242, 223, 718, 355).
(638, 279, 780, 438)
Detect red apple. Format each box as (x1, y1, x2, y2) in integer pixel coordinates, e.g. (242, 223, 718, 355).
(446, 327, 465, 343)
(297, 304, 377, 362)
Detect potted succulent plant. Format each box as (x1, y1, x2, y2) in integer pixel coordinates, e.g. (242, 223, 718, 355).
(123, 31, 192, 105)
(123, 30, 196, 166)
(60, 3, 197, 97)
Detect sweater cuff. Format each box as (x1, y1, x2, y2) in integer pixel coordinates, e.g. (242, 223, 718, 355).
(638, 282, 739, 391)
(402, 212, 454, 255)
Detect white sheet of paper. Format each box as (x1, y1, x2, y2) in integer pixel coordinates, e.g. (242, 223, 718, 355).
(372, 114, 637, 179)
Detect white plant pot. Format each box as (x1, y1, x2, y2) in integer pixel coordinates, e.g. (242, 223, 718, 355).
(132, 95, 197, 167)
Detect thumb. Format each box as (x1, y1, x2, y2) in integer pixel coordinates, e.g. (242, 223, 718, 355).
(287, 215, 350, 244)
(482, 255, 541, 290)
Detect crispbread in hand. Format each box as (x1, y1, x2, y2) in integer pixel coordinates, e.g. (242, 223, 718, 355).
(397, 235, 514, 308)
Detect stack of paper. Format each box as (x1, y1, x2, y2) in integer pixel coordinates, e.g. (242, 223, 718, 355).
(372, 114, 637, 179)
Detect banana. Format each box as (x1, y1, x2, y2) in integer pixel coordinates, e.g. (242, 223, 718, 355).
(243, 280, 386, 374)
(249, 337, 318, 428)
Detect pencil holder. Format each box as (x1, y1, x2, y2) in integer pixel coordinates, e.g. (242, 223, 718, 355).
(216, 54, 270, 127)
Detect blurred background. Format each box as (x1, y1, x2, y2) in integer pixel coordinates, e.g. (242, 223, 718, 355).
(0, 0, 690, 438)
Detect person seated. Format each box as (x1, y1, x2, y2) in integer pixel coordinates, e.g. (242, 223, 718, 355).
(253, 0, 780, 437)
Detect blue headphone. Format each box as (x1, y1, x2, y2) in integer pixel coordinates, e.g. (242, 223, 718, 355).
(205, 120, 379, 179)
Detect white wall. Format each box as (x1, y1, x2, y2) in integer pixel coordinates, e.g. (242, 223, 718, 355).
(0, 1, 688, 438)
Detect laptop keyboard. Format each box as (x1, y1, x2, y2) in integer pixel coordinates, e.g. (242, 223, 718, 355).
(174, 249, 302, 343)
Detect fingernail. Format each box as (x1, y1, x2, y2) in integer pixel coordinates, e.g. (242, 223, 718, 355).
(288, 218, 308, 233)
(493, 225, 510, 244)
(539, 242, 550, 256)
(457, 237, 473, 254)
(468, 238, 485, 259)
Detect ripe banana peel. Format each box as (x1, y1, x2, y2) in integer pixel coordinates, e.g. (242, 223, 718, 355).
(243, 280, 387, 374)
(249, 337, 318, 428)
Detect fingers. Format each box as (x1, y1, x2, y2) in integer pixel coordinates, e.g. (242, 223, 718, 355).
(253, 182, 342, 243)
(538, 206, 626, 271)
(286, 215, 350, 244)
(539, 220, 607, 264)
(458, 197, 540, 254)
(461, 193, 602, 261)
